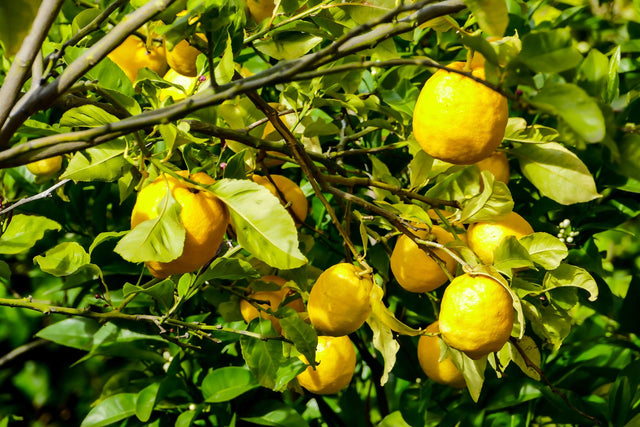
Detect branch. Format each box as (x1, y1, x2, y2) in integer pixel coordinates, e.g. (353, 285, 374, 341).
(0, 0, 65, 129)
(0, 179, 71, 216)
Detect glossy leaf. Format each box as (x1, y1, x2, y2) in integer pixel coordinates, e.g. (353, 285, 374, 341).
(463, 0, 508, 37)
(80, 393, 137, 427)
(543, 264, 598, 301)
(519, 29, 583, 73)
(493, 236, 535, 276)
(447, 346, 486, 402)
(512, 141, 601, 205)
(61, 139, 130, 182)
(278, 308, 317, 367)
(0, 214, 61, 255)
(36, 318, 100, 350)
(254, 32, 323, 60)
(460, 171, 514, 223)
(240, 400, 309, 427)
(240, 319, 286, 390)
(135, 382, 159, 422)
(519, 232, 568, 269)
(60, 105, 118, 128)
(202, 366, 260, 402)
(123, 280, 175, 311)
(211, 179, 307, 269)
(33, 242, 91, 276)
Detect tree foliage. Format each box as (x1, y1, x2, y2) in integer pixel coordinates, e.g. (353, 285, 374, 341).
(0, 0, 639, 426)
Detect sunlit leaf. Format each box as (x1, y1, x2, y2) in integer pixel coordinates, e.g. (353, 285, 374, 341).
(463, 0, 508, 37)
(543, 264, 598, 301)
(0, 214, 61, 255)
(366, 313, 399, 386)
(519, 29, 583, 73)
(33, 242, 91, 277)
(447, 346, 486, 402)
(202, 366, 260, 402)
(61, 139, 130, 182)
(369, 285, 423, 336)
(60, 105, 118, 128)
(508, 336, 542, 381)
(519, 232, 568, 270)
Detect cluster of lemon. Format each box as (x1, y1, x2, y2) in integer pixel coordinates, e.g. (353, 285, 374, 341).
(393, 55, 534, 388)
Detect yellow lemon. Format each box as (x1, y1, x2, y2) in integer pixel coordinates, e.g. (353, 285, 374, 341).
(240, 275, 305, 334)
(307, 263, 373, 336)
(413, 62, 509, 165)
(390, 224, 458, 293)
(251, 174, 308, 226)
(417, 321, 466, 388)
(108, 35, 168, 83)
(165, 35, 206, 77)
(439, 273, 514, 360)
(475, 151, 510, 184)
(26, 156, 63, 177)
(467, 211, 534, 265)
(130, 171, 229, 278)
(297, 335, 356, 395)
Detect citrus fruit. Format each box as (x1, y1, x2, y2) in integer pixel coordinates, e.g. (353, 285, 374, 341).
(26, 156, 63, 177)
(439, 273, 514, 359)
(307, 263, 373, 336)
(247, 0, 276, 22)
(240, 275, 305, 334)
(251, 174, 308, 226)
(417, 321, 466, 388)
(390, 224, 458, 293)
(475, 151, 510, 184)
(159, 69, 199, 102)
(108, 35, 168, 82)
(467, 211, 534, 265)
(130, 171, 229, 278)
(297, 335, 356, 395)
(165, 35, 206, 77)
(412, 61, 509, 165)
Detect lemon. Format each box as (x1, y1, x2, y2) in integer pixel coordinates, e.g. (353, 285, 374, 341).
(307, 263, 373, 336)
(475, 151, 510, 184)
(251, 174, 308, 226)
(413, 62, 509, 165)
(297, 335, 356, 395)
(240, 275, 305, 334)
(439, 273, 514, 360)
(390, 224, 458, 293)
(107, 35, 168, 83)
(467, 211, 534, 265)
(247, 0, 275, 22)
(26, 156, 63, 177)
(165, 35, 206, 77)
(130, 171, 229, 278)
(417, 321, 466, 388)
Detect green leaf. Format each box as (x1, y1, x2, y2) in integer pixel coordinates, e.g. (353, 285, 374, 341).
(61, 139, 130, 182)
(240, 319, 287, 390)
(366, 314, 399, 386)
(605, 45, 621, 104)
(278, 308, 318, 367)
(202, 366, 260, 402)
(370, 285, 423, 336)
(59, 105, 118, 128)
(0, 0, 39, 57)
(460, 171, 514, 223)
(36, 318, 100, 350)
(617, 134, 640, 181)
(33, 242, 92, 277)
(196, 257, 261, 285)
(0, 214, 61, 255)
(408, 150, 433, 190)
(519, 232, 568, 269)
(214, 35, 234, 85)
(135, 382, 160, 422)
(223, 149, 250, 180)
(240, 400, 309, 427)
(89, 231, 128, 255)
(529, 84, 605, 143)
(507, 336, 541, 381)
(123, 279, 175, 311)
(80, 393, 137, 427)
(493, 236, 535, 276)
(65, 46, 134, 96)
(521, 299, 572, 350)
(114, 189, 186, 263)
(512, 142, 601, 205)
(519, 29, 583, 73)
(447, 346, 486, 402)
(542, 264, 598, 301)
(254, 32, 322, 60)
(378, 412, 413, 427)
(211, 179, 307, 269)
(463, 0, 508, 37)
(424, 167, 482, 202)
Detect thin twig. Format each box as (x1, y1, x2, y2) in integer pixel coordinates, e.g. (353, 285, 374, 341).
(0, 179, 70, 216)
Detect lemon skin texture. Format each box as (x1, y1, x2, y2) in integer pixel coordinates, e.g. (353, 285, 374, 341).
(417, 321, 466, 388)
(26, 156, 63, 177)
(467, 211, 534, 265)
(166, 35, 205, 77)
(252, 174, 308, 226)
(390, 225, 458, 293)
(297, 335, 357, 395)
(439, 273, 514, 360)
(307, 263, 373, 336)
(413, 62, 509, 165)
(240, 275, 305, 334)
(130, 171, 229, 278)
(108, 35, 168, 83)
(475, 151, 510, 184)
(247, 0, 276, 22)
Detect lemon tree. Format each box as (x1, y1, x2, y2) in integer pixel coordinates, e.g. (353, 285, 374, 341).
(0, 1, 638, 426)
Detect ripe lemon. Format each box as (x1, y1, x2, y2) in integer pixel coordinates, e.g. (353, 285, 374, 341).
(417, 321, 466, 388)
(165, 35, 206, 77)
(251, 174, 308, 226)
(130, 171, 229, 278)
(159, 69, 198, 102)
(475, 151, 510, 184)
(390, 224, 458, 293)
(467, 211, 534, 265)
(307, 263, 373, 336)
(240, 275, 305, 334)
(26, 156, 63, 177)
(247, 0, 275, 22)
(297, 335, 356, 395)
(412, 62, 509, 165)
(439, 273, 514, 360)
(108, 35, 168, 83)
